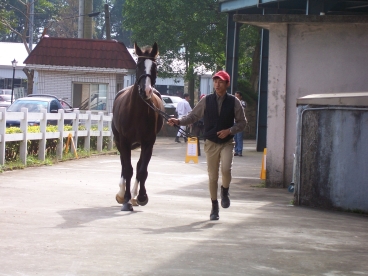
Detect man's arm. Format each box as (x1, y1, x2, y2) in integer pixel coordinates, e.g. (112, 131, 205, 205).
(230, 98, 247, 134)
(168, 98, 205, 126)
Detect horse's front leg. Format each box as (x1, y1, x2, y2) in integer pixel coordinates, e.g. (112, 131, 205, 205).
(131, 180, 139, 206)
(135, 142, 154, 206)
(117, 143, 134, 211)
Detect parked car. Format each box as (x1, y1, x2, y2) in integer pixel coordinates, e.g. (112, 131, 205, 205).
(0, 94, 11, 108)
(161, 95, 182, 109)
(0, 89, 12, 95)
(6, 94, 75, 127)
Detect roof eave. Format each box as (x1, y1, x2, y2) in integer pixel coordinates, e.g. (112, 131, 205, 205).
(25, 64, 135, 74)
(233, 14, 368, 29)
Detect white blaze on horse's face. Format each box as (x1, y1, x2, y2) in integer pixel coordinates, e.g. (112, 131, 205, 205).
(144, 59, 153, 98)
(144, 59, 153, 99)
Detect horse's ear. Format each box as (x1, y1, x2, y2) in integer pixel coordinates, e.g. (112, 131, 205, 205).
(151, 42, 159, 58)
(134, 42, 142, 57)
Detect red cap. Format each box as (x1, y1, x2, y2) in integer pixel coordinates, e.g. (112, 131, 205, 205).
(212, 71, 230, 82)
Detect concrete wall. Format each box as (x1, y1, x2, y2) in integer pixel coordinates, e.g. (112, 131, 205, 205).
(267, 23, 368, 187)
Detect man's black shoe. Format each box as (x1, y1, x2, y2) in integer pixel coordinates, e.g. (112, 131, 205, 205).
(210, 200, 219, 220)
(175, 137, 181, 143)
(221, 186, 230, 208)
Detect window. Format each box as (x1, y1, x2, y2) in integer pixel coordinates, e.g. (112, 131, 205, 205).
(73, 83, 107, 111)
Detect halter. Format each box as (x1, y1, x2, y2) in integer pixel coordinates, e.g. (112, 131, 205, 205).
(135, 58, 157, 89)
(134, 56, 190, 138)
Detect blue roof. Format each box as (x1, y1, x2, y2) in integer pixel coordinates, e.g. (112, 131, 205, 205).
(220, 0, 368, 15)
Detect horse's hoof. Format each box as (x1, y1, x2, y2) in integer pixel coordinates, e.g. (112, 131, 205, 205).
(121, 202, 133, 211)
(116, 194, 124, 204)
(131, 198, 139, 206)
(137, 194, 149, 206)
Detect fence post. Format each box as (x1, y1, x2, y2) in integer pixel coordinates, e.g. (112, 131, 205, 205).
(84, 111, 91, 152)
(0, 107, 6, 165)
(108, 112, 113, 150)
(19, 107, 28, 165)
(38, 108, 47, 161)
(97, 111, 103, 152)
(73, 110, 80, 149)
(56, 109, 65, 159)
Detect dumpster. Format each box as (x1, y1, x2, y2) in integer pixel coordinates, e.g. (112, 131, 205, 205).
(294, 92, 368, 212)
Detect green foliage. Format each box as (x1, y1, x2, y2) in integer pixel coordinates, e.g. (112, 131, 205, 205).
(123, 0, 227, 78)
(237, 79, 258, 105)
(0, 0, 59, 43)
(238, 25, 261, 80)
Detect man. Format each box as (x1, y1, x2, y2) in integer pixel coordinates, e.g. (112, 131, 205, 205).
(168, 71, 247, 220)
(234, 91, 247, 156)
(175, 93, 192, 143)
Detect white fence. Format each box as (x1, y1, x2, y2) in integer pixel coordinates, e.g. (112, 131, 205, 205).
(0, 107, 114, 166)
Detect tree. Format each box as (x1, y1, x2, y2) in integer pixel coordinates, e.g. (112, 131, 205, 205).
(0, 0, 60, 94)
(122, 0, 227, 105)
(94, 0, 132, 46)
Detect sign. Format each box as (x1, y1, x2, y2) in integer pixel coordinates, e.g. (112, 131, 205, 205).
(13, 87, 25, 100)
(185, 137, 198, 163)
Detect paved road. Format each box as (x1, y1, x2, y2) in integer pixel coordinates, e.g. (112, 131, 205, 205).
(1, 137, 368, 276)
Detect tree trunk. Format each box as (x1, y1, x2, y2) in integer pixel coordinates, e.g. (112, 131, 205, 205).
(23, 68, 34, 95)
(250, 31, 261, 93)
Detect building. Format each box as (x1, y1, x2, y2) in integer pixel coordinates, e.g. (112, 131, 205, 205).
(24, 37, 136, 113)
(220, 0, 368, 187)
(0, 42, 33, 97)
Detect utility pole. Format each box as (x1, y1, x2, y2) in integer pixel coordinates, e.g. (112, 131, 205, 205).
(84, 0, 93, 39)
(78, 0, 93, 39)
(104, 4, 111, 40)
(29, 0, 34, 51)
(78, 0, 84, 38)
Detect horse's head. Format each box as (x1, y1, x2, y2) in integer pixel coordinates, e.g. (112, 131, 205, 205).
(134, 42, 159, 100)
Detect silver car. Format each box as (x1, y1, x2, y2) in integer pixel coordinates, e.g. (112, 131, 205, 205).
(0, 94, 11, 108)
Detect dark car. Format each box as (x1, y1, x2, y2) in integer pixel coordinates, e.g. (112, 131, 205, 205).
(6, 94, 75, 127)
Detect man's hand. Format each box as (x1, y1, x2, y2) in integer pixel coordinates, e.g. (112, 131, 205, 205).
(167, 118, 179, 126)
(217, 128, 231, 139)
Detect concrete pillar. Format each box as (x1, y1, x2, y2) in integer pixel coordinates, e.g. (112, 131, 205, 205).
(266, 24, 288, 187)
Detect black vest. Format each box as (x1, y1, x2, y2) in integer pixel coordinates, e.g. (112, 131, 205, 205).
(204, 93, 235, 144)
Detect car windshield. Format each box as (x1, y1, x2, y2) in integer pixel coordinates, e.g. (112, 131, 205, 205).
(170, 97, 181, 103)
(7, 100, 48, 112)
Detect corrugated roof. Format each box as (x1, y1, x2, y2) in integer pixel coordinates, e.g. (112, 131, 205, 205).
(24, 37, 136, 70)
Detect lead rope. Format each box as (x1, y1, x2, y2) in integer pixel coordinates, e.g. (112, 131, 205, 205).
(141, 95, 191, 138)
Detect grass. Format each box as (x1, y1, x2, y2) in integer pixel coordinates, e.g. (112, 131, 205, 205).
(0, 148, 118, 173)
(250, 180, 266, 188)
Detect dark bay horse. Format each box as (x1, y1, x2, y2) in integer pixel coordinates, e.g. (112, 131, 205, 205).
(112, 42, 164, 211)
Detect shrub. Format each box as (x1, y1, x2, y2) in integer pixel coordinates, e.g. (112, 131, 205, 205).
(4, 125, 111, 162)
